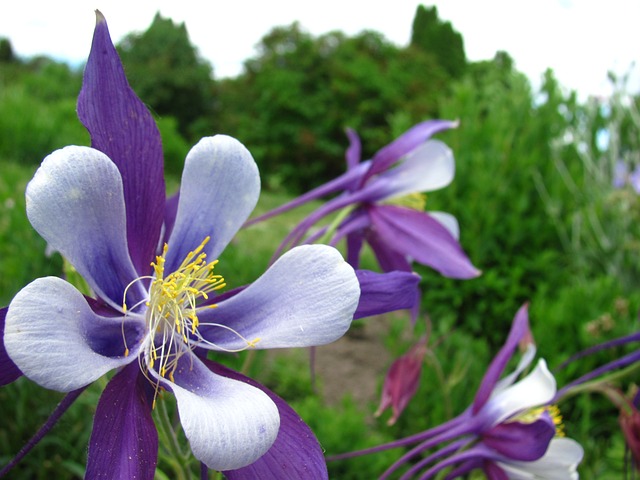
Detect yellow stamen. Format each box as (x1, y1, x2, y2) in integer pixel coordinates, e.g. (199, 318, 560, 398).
(385, 192, 427, 211)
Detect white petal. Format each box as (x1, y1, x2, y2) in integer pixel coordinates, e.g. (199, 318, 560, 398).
(197, 245, 360, 351)
(483, 359, 556, 425)
(4, 277, 142, 391)
(428, 211, 460, 240)
(166, 135, 260, 272)
(25, 146, 141, 308)
(168, 357, 279, 471)
(499, 438, 584, 479)
(493, 344, 538, 395)
(368, 140, 455, 200)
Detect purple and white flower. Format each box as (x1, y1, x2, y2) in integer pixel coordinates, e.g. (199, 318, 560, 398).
(1, 12, 360, 479)
(248, 122, 480, 281)
(331, 305, 584, 479)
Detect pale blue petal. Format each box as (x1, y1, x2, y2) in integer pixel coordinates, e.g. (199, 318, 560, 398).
(365, 140, 455, 201)
(165, 355, 279, 471)
(26, 146, 143, 308)
(166, 136, 260, 273)
(197, 245, 359, 351)
(4, 277, 144, 392)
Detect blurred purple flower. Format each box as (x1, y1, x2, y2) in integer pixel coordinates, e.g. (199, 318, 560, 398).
(247, 122, 480, 280)
(612, 160, 640, 193)
(331, 305, 583, 479)
(1, 12, 361, 479)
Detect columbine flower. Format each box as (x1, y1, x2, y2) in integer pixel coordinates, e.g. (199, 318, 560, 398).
(246, 122, 480, 283)
(330, 304, 583, 479)
(0, 12, 360, 479)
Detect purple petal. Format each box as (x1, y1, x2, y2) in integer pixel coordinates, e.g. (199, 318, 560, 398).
(163, 354, 279, 471)
(77, 12, 165, 274)
(354, 270, 420, 319)
(205, 361, 328, 480)
(363, 119, 458, 183)
(26, 146, 144, 308)
(0, 307, 22, 385)
(369, 205, 480, 279)
(473, 304, 530, 414)
(86, 362, 157, 480)
(4, 277, 143, 391)
(165, 135, 260, 272)
(198, 245, 358, 351)
(429, 211, 460, 240)
(483, 417, 555, 462)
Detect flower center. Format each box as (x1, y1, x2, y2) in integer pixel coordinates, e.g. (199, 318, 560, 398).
(385, 192, 427, 211)
(144, 236, 226, 382)
(121, 236, 261, 408)
(518, 404, 565, 437)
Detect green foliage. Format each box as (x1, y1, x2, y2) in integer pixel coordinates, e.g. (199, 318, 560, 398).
(0, 162, 62, 305)
(0, 58, 87, 166)
(410, 5, 466, 79)
(1, 9, 640, 479)
(216, 23, 448, 192)
(418, 55, 584, 346)
(117, 13, 215, 139)
(0, 37, 15, 63)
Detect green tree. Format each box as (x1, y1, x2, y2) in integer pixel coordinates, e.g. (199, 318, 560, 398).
(117, 13, 214, 139)
(215, 23, 447, 192)
(410, 4, 466, 79)
(0, 38, 15, 63)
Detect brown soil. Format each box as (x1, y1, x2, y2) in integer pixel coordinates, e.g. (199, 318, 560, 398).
(312, 317, 394, 409)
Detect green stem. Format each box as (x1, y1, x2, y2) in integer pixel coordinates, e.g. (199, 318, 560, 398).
(559, 360, 640, 403)
(241, 349, 257, 375)
(155, 398, 193, 480)
(317, 205, 357, 245)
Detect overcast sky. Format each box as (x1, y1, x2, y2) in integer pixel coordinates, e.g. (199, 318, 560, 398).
(1, 1, 638, 100)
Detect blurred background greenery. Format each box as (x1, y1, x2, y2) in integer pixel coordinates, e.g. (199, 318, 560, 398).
(1, 4, 640, 479)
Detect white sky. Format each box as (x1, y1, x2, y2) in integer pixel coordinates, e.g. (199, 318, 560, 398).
(1, 0, 638, 100)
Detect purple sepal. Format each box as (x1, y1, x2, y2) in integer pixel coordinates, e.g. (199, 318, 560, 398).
(0, 387, 86, 477)
(482, 416, 555, 461)
(369, 205, 480, 279)
(245, 162, 369, 229)
(345, 128, 361, 172)
(363, 120, 458, 184)
(0, 307, 22, 385)
(473, 304, 530, 414)
(163, 191, 180, 244)
(204, 361, 328, 480)
(482, 461, 509, 480)
(354, 270, 420, 319)
(366, 228, 413, 273)
(86, 362, 157, 480)
(77, 11, 165, 274)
